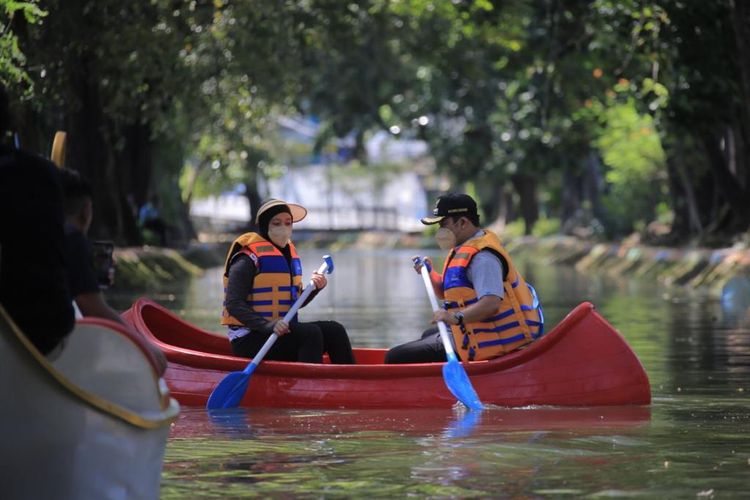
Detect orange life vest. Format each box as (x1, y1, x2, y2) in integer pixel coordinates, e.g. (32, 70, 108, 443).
(220, 232, 303, 326)
(441, 230, 544, 361)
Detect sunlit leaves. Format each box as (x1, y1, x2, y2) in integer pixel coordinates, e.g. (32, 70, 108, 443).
(597, 99, 667, 231)
(0, 0, 46, 91)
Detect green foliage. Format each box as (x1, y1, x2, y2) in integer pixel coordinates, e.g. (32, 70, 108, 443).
(4, 0, 748, 244)
(531, 216, 561, 237)
(596, 99, 667, 235)
(501, 220, 526, 240)
(502, 216, 560, 239)
(0, 0, 45, 91)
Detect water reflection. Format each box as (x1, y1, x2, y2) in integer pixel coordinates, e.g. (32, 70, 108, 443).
(163, 406, 653, 497)
(176, 405, 651, 441)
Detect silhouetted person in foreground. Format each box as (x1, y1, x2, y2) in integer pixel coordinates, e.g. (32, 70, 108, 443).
(0, 85, 74, 355)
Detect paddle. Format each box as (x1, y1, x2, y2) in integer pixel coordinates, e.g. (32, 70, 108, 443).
(206, 255, 334, 410)
(50, 131, 67, 167)
(414, 257, 484, 411)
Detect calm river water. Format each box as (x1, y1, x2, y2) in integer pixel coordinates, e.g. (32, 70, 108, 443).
(111, 247, 750, 498)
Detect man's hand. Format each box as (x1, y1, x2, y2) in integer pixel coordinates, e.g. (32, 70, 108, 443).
(272, 319, 290, 336)
(432, 309, 458, 325)
(311, 272, 327, 290)
(412, 255, 433, 274)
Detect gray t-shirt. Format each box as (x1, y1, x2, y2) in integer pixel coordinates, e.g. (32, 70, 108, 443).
(467, 250, 505, 299)
(464, 230, 505, 299)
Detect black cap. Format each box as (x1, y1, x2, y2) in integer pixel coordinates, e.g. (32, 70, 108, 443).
(420, 193, 478, 225)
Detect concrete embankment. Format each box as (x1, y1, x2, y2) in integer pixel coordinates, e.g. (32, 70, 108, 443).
(113, 244, 227, 289)
(113, 234, 750, 296)
(507, 236, 750, 296)
(112, 232, 427, 289)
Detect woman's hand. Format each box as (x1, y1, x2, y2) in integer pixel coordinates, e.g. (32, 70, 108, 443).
(311, 272, 327, 290)
(272, 319, 290, 336)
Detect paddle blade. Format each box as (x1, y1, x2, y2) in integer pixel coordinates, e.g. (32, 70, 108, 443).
(206, 371, 249, 410)
(442, 359, 484, 411)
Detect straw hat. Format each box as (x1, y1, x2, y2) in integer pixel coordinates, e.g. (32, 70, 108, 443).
(254, 198, 308, 224)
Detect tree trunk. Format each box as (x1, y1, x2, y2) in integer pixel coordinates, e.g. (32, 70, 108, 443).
(673, 136, 703, 236)
(475, 179, 504, 224)
(584, 151, 606, 224)
(560, 165, 581, 224)
(244, 178, 263, 231)
(703, 133, 750, 232)
(511, 173, 539, 236)
(116, 122, 153, 244)
(65, 66, 121, 242)
(730, 0, 750, 176)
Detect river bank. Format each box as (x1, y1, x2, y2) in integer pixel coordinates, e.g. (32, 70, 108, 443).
(112, 231, 427, 289)
(112, 232, 750, 296)
(507, 235, 750, 296)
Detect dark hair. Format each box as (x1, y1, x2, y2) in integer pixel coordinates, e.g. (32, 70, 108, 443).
(448, 213, 480, 227)
(58, 167, 93, 216)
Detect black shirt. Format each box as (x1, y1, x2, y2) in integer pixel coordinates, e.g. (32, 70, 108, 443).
(64, 223, 100, 297)
(0, 146, 74, 354)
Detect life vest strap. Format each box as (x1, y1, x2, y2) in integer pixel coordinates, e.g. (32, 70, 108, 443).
(477, 333, 527, 348)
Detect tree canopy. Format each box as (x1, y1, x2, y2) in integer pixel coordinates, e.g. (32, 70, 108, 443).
(2, 0, 749, 246)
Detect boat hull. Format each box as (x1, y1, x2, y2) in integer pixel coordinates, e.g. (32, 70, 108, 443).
(0, 305, 179, 500)
(124, 298, 650, 409)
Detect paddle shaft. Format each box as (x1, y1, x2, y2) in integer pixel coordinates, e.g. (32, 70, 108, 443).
(243, 260, 330, 374)
(416, 257, 484, 410)
(419, 265, 460, 362)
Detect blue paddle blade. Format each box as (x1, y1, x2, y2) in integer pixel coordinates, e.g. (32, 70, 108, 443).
(206, 371, 249, 410)
(442, 359, 484, 411)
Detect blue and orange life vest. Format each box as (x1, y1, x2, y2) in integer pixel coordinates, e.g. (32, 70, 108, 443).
(220, 232, 303, 326)
(441, 230, 544, 361)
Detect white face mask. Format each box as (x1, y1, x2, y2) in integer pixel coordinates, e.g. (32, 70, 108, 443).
(435, 227, 457, 250)
(268, 225, 292, 247)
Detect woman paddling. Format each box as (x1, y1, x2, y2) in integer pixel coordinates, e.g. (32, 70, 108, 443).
(221, 199, 355, 364)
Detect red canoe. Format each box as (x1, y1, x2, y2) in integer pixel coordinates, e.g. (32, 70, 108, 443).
(123, 298, 651, 409)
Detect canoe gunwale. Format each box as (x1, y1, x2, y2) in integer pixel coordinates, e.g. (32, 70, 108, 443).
(130, 298, 592, 378)
(125, 297, 651, 408)
(1, 304, 179, 429)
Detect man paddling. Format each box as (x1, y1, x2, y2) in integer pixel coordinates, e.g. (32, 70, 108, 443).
(385, 193, 544, 363)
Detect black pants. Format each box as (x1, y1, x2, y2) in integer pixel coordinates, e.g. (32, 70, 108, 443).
(384, 326, 448, 364)
(231, 320, 355, 364)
